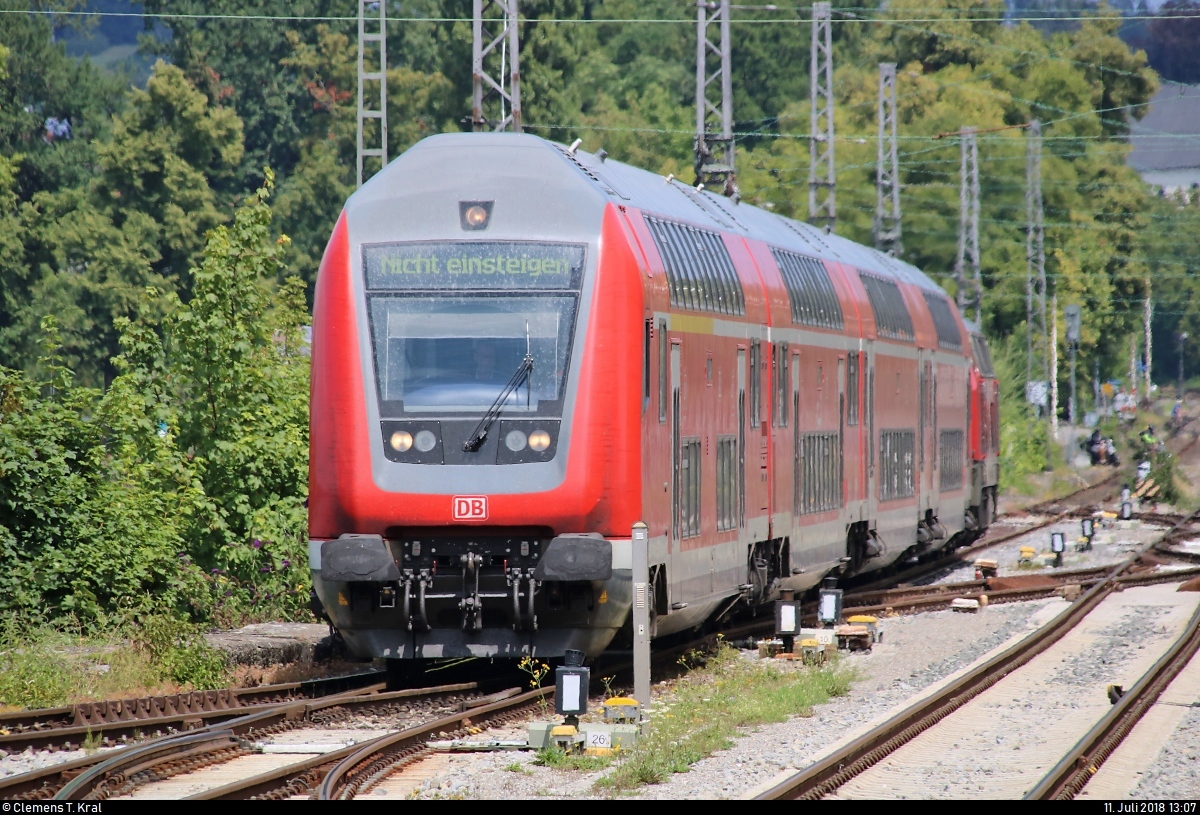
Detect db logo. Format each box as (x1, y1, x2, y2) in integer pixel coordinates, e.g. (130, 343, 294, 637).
(453, 495, 489, 521)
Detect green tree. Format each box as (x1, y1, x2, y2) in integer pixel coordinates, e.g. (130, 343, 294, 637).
(4, 61, 244, 386)
(0, 319, 197, 622)
(0, 176, 311, 626)
(121, 172, 312, 622)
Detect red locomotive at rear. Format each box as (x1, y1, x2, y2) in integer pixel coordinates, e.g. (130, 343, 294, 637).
(308, 133, 999, 676)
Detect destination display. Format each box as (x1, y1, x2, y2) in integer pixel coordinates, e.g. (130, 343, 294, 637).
(364, 241, 585, 290)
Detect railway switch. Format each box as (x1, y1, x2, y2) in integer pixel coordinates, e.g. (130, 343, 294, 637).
(846, 615, 881, 643)
(602, 697, 640, 723)
(973, 559, 998, 579)
(799, 638, 824, 664)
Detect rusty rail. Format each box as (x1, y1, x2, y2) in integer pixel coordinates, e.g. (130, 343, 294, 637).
(1026, 596, 1200, 799)
(0, 681, 478, 801)
(0, 670, 388, 753)
(315, 686, 544, 800)
(754, 508, 1200, 800)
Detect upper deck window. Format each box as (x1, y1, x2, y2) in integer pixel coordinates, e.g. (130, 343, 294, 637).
(858, 271, 914, 342)
(363, 241, 585, 291)
(972, 335, 995, 377)
(644, 216, 745, 316)
(770, 248, 844, 330)
(923, 291, 963, 351)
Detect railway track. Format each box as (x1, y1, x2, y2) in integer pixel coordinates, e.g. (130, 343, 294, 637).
(754, 507, 1200, 800)
(3, 424, 1194, 800)
(1028, 594, 1200, 799)
(0, 671, 387, 753)
(0, 681, 495, 801)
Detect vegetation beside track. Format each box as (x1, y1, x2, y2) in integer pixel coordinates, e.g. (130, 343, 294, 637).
(589, 639, 853, 793)
(0, 182, 311, 636)
(0, 616, 229, 709)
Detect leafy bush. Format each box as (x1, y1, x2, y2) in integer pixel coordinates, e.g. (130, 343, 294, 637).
(0, 174, 310, 630)
(0, 617, 220, 709)
(133, 615, 229, 690)
(993, 338, 1054, 490)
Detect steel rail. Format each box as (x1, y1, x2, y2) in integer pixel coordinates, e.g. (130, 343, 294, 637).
(0, 671, 388, 753)
(1026, 597, 1200, 799)
(0, 681, 474, 801)
(46, 681, 486, 801)
(753, 508, 1200, 801)
(184, 685, 527, 801)
(315, 686, 547, 800)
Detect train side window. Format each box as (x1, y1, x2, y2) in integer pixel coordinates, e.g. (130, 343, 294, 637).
(644, 319, 652, 410)
(717, 435, 738, 531)
(847, 352, 859, 426)
(644, 216, 745, 316)
(694, 235, 722, 314)
(658, 320, 668, 424)
(773, 343, 789, 427)
(750, 339, 761, 427)
(858, 271, 914, 342)
(681, 438, 702, 538)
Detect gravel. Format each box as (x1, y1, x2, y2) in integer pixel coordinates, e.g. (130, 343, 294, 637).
(1131, 706, 1200, 799)
(0, 744, 124, 780)
(402, 598, 1071, 800)
(918, 515, 1176, 587)
(0, 692, 483, 783)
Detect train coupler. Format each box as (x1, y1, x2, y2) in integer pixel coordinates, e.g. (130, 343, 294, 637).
(507, 568, 538, 632)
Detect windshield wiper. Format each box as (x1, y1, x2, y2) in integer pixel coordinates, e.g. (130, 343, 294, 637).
(462, 354, 533, 452)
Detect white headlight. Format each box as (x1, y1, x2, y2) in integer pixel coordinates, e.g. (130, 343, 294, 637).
(505, 429, 528, 451)
(390, 431, 413, 452)
(415, 430, 437, 452)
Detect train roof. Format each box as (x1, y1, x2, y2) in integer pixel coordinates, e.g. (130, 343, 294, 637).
(354, 132, 952, 299)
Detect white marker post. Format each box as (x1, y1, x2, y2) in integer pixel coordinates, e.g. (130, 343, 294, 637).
(632, 521, 651, 712)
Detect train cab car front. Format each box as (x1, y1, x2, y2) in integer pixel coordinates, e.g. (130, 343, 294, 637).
(308, 133, 645, 664)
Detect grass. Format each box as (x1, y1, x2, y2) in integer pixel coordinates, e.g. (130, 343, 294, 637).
(534, 747, 615, 772)
(0, 617, 230, 710)
(591, 638, 854, 793)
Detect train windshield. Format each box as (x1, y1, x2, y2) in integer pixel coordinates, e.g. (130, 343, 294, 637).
(364, 241, 585, 417)
(369, 295, 577, 414)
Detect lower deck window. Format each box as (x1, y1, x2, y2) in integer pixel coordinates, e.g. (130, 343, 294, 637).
(880, 429, 916, 501)
(681, 438, 702, 538)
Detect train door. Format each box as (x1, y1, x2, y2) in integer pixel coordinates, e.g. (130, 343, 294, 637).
(669, 341, 682, 602)
(930, 362, 939, 511)
(752, 339, 767, 516)
(838, 356, 846, 513)
(737, 348, 747, 530)
(792, 349, 802, 533)
(866, 342, 876, 523)
(917, 352, 928, 512)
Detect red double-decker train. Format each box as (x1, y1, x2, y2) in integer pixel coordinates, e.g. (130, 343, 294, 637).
(308, 133, 1000, 678)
